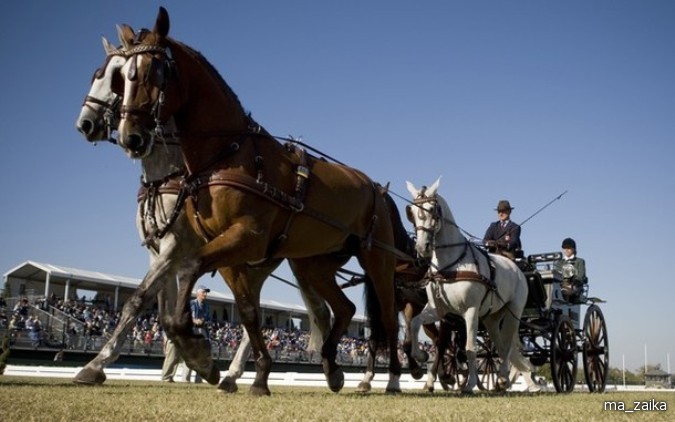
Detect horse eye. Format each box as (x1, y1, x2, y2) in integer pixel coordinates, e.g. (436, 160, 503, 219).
(93, 67, 104, 81)
(405, 205, 414, 223)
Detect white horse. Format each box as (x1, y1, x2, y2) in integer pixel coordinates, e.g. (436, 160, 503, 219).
(74, 36, 330, 391)
(405, 178, 540, 393)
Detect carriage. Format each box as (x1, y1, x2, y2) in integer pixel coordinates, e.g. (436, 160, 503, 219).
(440, 250, 609, 393)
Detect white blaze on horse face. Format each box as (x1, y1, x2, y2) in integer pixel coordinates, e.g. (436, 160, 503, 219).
(118, 54, 159, 159)
(76, 54, 126, 140)
(118, 55, 139, 141)
(405, 181, 435, 257)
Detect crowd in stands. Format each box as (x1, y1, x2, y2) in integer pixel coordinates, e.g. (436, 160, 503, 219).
(0, 294, 434, 367)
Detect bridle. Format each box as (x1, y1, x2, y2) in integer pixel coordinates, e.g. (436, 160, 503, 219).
(82, 52, 127, 144)
(405, 188, 443, 235)
(406, 191, 479, 274)
(119, 42, 177, 144)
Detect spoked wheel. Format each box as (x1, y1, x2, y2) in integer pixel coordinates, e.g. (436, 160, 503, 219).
(476, 336, 502, 391)
(550, 316, 578, 393)
(583, 305, 609, 392)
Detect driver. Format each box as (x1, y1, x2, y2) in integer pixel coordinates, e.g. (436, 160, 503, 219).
(483, 200, 522, 260)
(555, 237, 587, 302)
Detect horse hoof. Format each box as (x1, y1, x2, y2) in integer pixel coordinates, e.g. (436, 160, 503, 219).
(205, 364, 221, 385)
(439, 380, 451, 391)
(355, 382, 371, 393)
(385, 387, 401, 395)
(496, 377, 510, 391)
(73, 367, 106, 385)
(249, 384, 271, 396)
(439, 374, 456, 387)
(217, 376, 238, 394)
(410, 366, 424, 380)
(327, 368, 344, 393)
(424, 385, 435, 393)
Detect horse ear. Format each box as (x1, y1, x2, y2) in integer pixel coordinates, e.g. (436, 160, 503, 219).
(101, 37, 116, 55)
(405, 181, 418, 198)
(427, 177, 442, 196)
(117, 24, 135, 50)
(154, 6, 170, 39)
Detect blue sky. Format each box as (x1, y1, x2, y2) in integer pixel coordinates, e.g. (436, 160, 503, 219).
(1, 1, 673, 372)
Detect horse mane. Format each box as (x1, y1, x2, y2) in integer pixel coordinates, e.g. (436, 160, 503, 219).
(167, 37, 247, 117)
(381, 190, 416, 257)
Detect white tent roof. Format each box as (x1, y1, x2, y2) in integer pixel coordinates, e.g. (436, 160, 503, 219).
(3, 260, 363, 319)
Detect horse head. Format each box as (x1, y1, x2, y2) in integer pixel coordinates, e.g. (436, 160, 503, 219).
(117, 7, 251, 170)
(76, 37, 127, 143)
(116, 7, 179, 158)
(405, 178, 444, 258)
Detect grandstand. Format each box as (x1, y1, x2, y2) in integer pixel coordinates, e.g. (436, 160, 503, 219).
(2, 260, 368, 337)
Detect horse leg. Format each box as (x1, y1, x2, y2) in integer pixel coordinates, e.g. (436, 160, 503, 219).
(217, 266, 264, 394)
(222, 265, 273, 396)
(402, 302, 427, 380)
(491, 306, 541, 393)
(356, 342, 376, 393)
(357, 248, 400, 394)
(290, 257, 354, 393)
(407, 305, 439, 392)
(296, 279, 331, 353)
(436, 319, 459, 389)
(218, 260, 285, 394)
(165, 259, 221, 387)
(73, 253, 175, 385)
(461, 307, 480, 394)
(218, 326, 251, 393)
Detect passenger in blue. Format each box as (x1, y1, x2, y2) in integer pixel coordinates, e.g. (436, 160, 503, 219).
(184, 285, 211, 383)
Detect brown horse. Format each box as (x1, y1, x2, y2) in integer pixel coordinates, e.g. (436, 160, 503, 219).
(115, 7, 402, 395)
(74, 37, 331, 392)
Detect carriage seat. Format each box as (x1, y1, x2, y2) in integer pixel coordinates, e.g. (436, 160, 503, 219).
(524, 271, 547, 310)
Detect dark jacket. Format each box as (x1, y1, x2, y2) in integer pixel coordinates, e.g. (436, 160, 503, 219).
(484, 220, 522, 252)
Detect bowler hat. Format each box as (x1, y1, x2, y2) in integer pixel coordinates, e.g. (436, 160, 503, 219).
(495, 200, 513, 212)
(561, 237, 576, 249)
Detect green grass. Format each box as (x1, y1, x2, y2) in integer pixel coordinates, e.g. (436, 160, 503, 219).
(0, 376, 672, 421)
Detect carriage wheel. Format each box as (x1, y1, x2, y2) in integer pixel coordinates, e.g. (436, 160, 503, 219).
(550, 316, 577, 393)
(583, 305, 609, 393)
(439, 328, 468, 390)
(476, 336, 501, 391)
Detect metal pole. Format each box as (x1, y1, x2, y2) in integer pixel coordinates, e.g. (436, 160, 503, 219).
(645, 344, 648, 384)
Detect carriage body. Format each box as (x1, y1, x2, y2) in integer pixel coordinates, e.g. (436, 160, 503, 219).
(511, 251, 609, 393)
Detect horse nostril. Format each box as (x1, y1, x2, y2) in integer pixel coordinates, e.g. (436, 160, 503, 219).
(124, 134, 144, 151)
(77, 119, 95, 136)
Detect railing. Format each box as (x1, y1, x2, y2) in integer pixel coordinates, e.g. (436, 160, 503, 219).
(1, 328, 403, 368)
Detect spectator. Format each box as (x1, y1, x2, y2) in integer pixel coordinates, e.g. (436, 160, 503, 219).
(185, 286, 211, 383)
(161, 332, 182, 383)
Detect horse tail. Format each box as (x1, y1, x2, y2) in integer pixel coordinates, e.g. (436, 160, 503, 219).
(364, 275, 387, 350)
